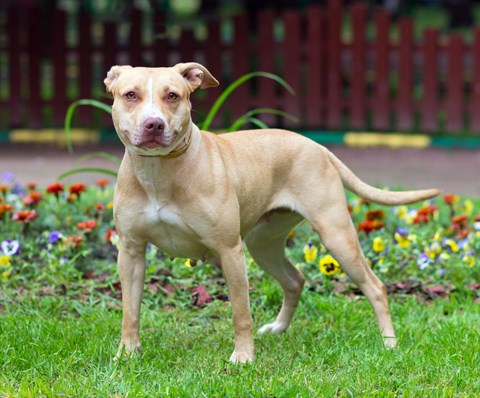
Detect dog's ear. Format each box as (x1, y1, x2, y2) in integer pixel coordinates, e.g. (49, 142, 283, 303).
(104, 65, 133, 95)
(174, 63, 219, 91)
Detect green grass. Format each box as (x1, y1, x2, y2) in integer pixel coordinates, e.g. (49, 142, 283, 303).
(1, 287, 479, 397)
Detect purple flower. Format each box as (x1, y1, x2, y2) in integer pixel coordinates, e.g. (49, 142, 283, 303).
(417, 253, 431, 270)
(49, 231, 63, 244)
(1, 240, 20, 256)
(1, 171, 15, 183)
(396, 228, 409, 237)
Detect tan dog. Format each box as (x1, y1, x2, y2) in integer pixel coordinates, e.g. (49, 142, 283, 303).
(104, 62, 440, 363)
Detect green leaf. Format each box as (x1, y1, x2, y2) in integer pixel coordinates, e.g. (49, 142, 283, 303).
(74, 151, 122, 166)
(199, 72, 295, 131)
(64, 99, 112, 154)
(58, 167, 118, 180)
(227, 108, 298, 132)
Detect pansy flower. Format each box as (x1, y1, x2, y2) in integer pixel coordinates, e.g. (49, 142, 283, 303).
(417, 253, 431, 270)
(1, 240, 20, 256)
(319, 255, 341, 276)
(372, 237, 386, 253)
(303, 243, 318, 263)
(394, 228, 410, 249)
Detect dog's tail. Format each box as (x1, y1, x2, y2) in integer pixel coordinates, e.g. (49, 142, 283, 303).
(327, 151, 441, 206)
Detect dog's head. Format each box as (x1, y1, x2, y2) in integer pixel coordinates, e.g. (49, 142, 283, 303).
(104, 63, 218, 157)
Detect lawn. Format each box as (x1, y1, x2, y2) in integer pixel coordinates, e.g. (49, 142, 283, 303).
(1, 177, 480, 396)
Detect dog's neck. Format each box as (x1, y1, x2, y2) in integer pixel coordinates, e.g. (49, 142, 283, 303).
(126, 124, 199, 200)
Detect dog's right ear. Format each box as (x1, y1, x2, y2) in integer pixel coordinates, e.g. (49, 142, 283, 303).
(104, 65, 133, 95)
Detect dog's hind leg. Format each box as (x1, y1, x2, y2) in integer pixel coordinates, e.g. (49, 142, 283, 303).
(302, 193, 397, 348)
(245, 211, 305, 335)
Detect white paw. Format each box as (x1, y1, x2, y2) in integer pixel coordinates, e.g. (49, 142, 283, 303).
(258, 321, 288, 335)
(383, 336, 398, 349)
(229, 350, 254, 364)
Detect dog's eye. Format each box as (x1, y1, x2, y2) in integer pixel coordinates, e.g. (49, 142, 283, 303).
(125, 91, 137, 100)
(167, 92, 178, 102)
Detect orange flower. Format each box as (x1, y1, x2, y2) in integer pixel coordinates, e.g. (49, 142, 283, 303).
(105, 228, 117, 243)
(66, 235, 83, 248)
(451, 215, 468, 228)
(95, 179, 109, 188)
(0, 185, 9, 194)
(77, 219, 98, 233)
(46, 182, 64, 197)
(366, 209, 385, 221)
(22, 191, 42, 206)
(444, 193, 459, 205)
(27, 182, 37, 191)
(69, 183, 86, 196)
(358, 220, 385, 234)
(0, 204, 13, 217)
(13, 209, 39, 223)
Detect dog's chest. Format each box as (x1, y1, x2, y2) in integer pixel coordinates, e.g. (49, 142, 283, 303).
(142, 198, 206, 258)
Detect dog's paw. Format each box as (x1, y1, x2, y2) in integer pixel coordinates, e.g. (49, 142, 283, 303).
(113, 341, 142, 362)
(229, 350, 254, 364)
(383, 336, 398, 349)
(258, 321, 288, 335)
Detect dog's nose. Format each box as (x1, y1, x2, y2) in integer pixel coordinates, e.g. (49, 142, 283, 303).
(143, 118, 165, 134)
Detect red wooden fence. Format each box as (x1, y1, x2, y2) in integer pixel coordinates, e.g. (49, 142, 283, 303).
(1, 0, 480, 135)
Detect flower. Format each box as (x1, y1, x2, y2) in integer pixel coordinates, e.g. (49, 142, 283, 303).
(417, 253, 432, 270)
(424, 242, 442, 259)
(372, 237, 386, 253)
(0, 204, 13, 217)
(1, 240, 20, 256)
(95, 179, 109, 189)
(394, 228, 410, 249)
(27, 182, 37, 191)
(77, 220, 98, 233)
(444, 194, 459, 205)
(358, 220, 385, 234)
(12, 209, 39, 223)
(443, 239, 459, 253)
(46, 182, 64, 197)
(319, 255, 341, 276)
(22, 191, 42, 206)
(0, 255, 11, 268)
(49, 231, 63, 244)
(66, 235, 83, 248)
(69, 183, 86, 197)
(303, 243, 318, 263)
(412, 206, 436, 224)
(463, 252, 475, 268)
(366, 210, 385, 221)
(395, 206, 408, 220)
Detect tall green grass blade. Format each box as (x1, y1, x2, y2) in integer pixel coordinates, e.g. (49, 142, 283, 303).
(243, 117, 269, 130)
(64, 99, 112, 154)
(75, 151, 122, 166)
(199, 72, 295, 131)
(58, 167, 118, 180)
(227, 108, 298, 132)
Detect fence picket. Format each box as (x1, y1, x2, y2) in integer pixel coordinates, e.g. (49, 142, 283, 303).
(420, 29, 439, 132)
(471, 28, 480, 133)
(396, 19, 414, 131)
(445, 35, 464, 132)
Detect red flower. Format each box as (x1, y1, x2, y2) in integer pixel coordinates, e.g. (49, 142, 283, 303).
(27, 182, 37, 191)
(358, 220, 385, 234)
(95, 179, 109, 188)
(13, 209, 39, 223)
(444, 193, 459, 205)
(0, 204, 13, 217)
(22, 191, 42, 206)
(46, 182, 64, 197)
(451, 215, 468, 228)
(105, 228, 117, 243)
(0, 185, 9, 194)
(69, 183, 86, 196)
(77, 219, 98, 233)
(366, 209, 385, 221)
(66, 235, 83, 248)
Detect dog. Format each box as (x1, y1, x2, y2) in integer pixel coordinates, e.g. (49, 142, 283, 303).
(104, 62, 440, 363)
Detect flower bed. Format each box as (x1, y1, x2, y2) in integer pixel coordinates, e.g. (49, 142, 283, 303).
(1, 171, 479, 301)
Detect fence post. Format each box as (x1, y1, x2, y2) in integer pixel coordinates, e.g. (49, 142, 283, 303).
(471, 28, 480, 133)
(396, 19, 414, 131)
(445, 35, 464, 133)
(27, 6, 42, 129)
(7, 6, 22, 128)
(420, 29, 439, 132)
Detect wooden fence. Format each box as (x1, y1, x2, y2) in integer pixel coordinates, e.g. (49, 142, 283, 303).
(1, 0, 480, 134)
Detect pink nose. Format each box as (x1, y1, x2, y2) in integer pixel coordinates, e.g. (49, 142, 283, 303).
(142, 117, 165, 135)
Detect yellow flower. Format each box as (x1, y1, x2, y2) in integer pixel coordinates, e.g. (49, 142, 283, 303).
(463, 255, 475, 268)
(2, 271, 10, 279)
(444, 239, 459, 253)
(106, 201, 114, 209)
(185, 259, 192, 267)
(462, 200, 474, 216)
(319, 255, 341, 276)
(372, 237, 386, 253)
(303, 243, 318, 263)
(395, 206, 408, 220)
(425, 242, 442, 259)
(0, 255, 11, 268)
(394, 229, 410, 249)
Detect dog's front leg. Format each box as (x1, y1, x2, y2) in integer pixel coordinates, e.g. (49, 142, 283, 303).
(219, 242, 254, 363)
(115, 240, 147, 360)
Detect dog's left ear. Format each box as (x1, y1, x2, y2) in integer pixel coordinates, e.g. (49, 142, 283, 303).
(174, 62, 219, 91)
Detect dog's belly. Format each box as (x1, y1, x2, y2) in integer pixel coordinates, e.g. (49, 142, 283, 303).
(143, 202, 209, 259)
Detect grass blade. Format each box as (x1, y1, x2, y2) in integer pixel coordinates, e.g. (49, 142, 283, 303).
(64, 99, 112, 154)
(199, 72, 295, 131)
(58, 167, 118, 180)
(75, 151, 122, 166)
(227, 108, 298, 132)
